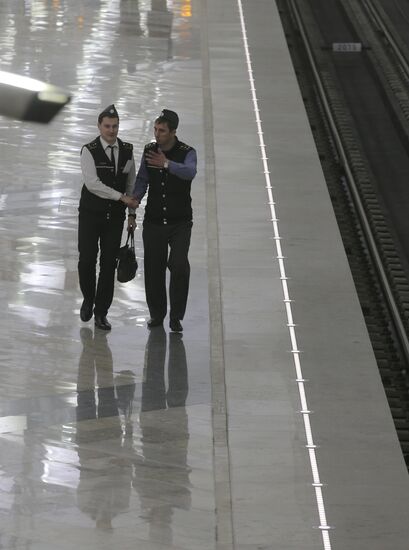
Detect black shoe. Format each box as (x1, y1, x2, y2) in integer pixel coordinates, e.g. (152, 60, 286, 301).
(80, 300, 93, 322)
(94, 315, 111, 331)
(169, 319, 183, 332)
(147, 318, 164, 328)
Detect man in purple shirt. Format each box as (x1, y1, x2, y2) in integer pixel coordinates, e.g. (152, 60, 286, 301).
(133, 109, 197, 332)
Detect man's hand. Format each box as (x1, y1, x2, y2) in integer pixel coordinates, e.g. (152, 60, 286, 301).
(128, 216, 137, 231)
(120, 195, 139, 209)
(146, 148, 167, 168)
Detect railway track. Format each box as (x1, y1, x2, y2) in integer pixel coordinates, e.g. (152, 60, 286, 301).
(277, 0, 409, 467)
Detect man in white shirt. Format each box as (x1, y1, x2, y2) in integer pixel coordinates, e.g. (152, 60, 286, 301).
(78, 104, 139, 331)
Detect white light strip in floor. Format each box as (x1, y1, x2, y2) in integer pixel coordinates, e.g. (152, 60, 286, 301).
(235, 1, 333, 548)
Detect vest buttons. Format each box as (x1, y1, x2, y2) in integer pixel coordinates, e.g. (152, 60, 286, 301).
(162, 194, 166, 198)
(163, 206, 166, 211)
(161, 182, 165, 186)
(163, 219, 167, 225)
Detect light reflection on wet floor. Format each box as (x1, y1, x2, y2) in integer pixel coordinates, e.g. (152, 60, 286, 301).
(0, 1, 213, 548)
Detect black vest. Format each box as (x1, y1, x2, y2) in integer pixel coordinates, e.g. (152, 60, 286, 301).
(144, 138, 194, 225)
(79, 137, 133, 219)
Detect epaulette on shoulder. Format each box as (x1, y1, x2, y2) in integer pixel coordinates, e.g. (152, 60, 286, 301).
(145, 141, 157, 151)
(178, 141, 193, 151)
(85, 139, 99, 151)
(122, 141, 133, 150)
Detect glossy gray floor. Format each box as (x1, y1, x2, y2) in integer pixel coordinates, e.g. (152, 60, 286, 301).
(1, 1, 409, 549)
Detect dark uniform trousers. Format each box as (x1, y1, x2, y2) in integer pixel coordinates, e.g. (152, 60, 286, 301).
(142, 220, 192, 322)
(78, 212, 124, 317)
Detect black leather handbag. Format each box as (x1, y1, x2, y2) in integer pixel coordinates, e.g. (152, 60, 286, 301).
(117, 229, 138, 283)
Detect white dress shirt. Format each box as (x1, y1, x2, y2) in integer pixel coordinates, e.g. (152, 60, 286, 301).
(81, 136, 136, 213)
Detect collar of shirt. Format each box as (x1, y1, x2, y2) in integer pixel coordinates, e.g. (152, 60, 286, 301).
(99, 136, 118, 152)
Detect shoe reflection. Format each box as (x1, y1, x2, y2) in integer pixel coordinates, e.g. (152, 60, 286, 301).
(132, 328, 191, 546)
(76, 328, 136, 530)
(141, 328, 188, 411)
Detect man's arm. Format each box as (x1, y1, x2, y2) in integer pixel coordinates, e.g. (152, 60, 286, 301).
(81, 147, 138, 208)
(125, 153, 138, 214)
(81, 147, 123, 200)
(167, 149, 197, 180)
(133, 152, 149, 201)
(145, 148, 197, 180)
(126, 154, 138, 229)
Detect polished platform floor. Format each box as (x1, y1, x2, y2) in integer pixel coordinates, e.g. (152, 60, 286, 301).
(1, 0, 409, 549)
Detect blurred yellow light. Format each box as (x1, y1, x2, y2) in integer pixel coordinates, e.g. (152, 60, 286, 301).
(181, 0, 192, 17)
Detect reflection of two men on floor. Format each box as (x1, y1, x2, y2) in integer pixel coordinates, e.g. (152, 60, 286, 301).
(75, 327, 190, 538)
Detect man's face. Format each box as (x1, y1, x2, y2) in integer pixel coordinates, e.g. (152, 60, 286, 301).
(154, 121, 176, 149)
(98, 116, 119, 144)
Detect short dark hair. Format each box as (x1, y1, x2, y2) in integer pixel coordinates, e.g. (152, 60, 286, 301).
(156, 109, 179, 131)
(98, 112, 119, 125)
(155, 115, 177, 131)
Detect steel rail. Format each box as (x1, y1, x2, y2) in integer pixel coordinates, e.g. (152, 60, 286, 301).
(288, 0, 409, 365)
(362, 0, 409, 79)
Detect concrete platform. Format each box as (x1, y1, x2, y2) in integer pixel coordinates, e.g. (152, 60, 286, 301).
(0, 0, 408, 549)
